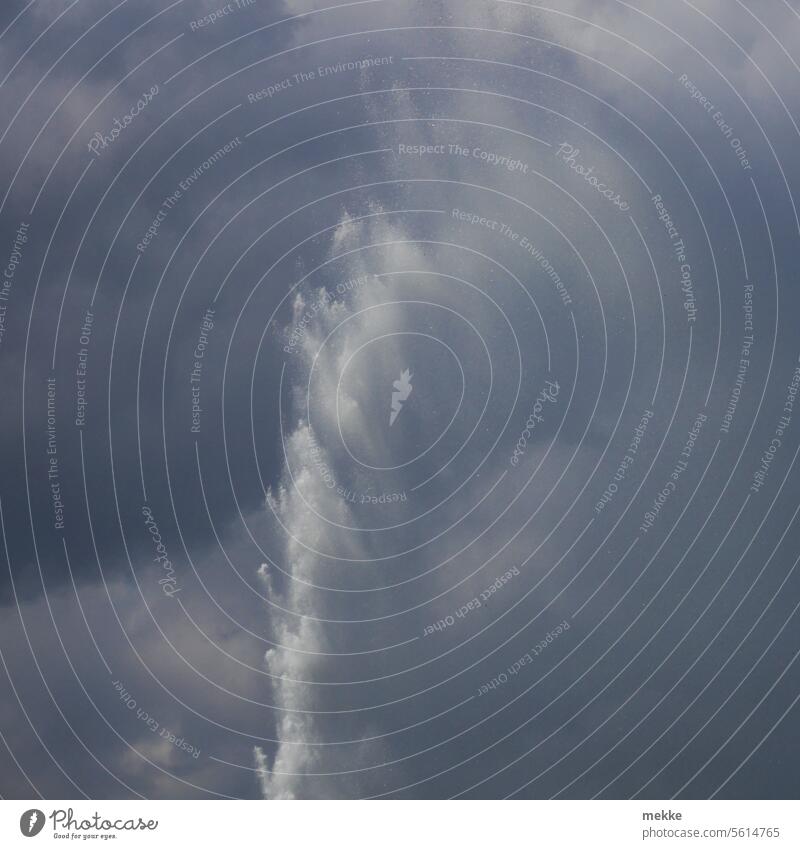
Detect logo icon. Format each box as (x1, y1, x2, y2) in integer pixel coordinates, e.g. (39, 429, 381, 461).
(389, 369, 413, 426)
(19, 809, 45, 837)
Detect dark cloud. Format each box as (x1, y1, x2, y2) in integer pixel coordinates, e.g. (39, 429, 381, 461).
(1, 0, 799, 800)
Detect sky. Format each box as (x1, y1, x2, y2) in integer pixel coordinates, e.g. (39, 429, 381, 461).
(1, 0, 800, 800)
